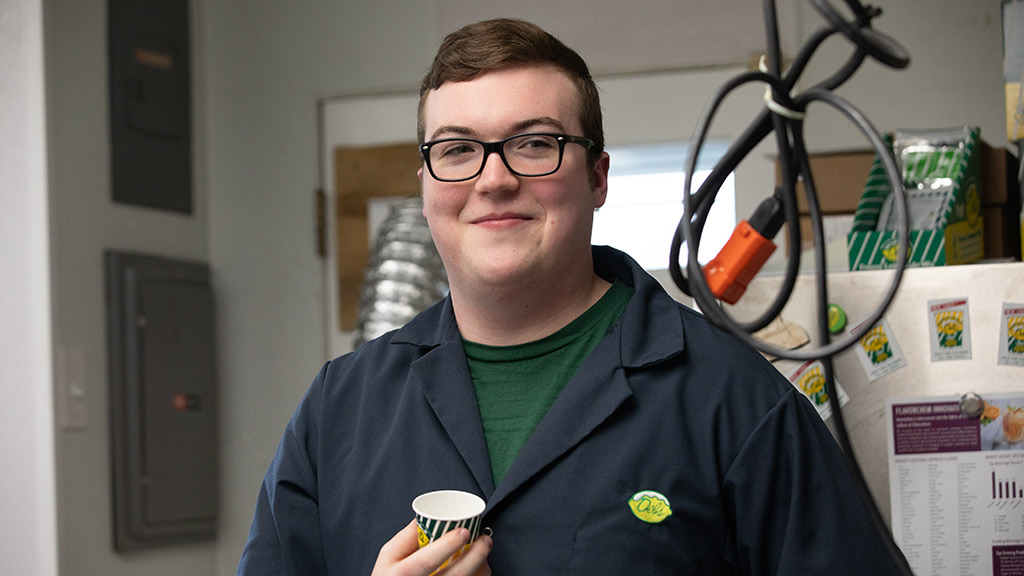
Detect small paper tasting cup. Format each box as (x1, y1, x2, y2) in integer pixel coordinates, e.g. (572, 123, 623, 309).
(412, 490, 486, 568)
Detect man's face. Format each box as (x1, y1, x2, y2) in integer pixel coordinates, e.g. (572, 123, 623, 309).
(418, 65, 610, 295)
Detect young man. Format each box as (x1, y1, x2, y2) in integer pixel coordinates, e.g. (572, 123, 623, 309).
(238, 18, 905, 576)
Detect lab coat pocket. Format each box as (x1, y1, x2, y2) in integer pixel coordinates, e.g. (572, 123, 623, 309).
(565, 491, 687, 575)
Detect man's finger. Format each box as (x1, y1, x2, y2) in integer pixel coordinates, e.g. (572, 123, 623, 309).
(408, 527, 472, 573)
(444, 533, 493, 576)
(377, 520, 421, 564)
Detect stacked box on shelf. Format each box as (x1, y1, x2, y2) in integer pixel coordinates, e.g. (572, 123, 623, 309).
(847, 127, 984, 270)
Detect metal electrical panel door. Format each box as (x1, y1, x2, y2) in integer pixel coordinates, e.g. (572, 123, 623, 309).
(106, 251, 217, 551)
(108, 0, 192, 213)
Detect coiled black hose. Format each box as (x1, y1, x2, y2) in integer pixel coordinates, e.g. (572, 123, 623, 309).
(670, 1, 914, 573)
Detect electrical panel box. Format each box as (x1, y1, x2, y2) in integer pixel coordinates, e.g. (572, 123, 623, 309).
(106, 251, 217, 551)
(108, 0, 192, 213)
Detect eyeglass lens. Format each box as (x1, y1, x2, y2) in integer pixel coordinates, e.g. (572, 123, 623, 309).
(428, 134, 563, 181)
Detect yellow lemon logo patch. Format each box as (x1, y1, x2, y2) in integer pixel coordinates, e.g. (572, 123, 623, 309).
(628, 491, 673, 524)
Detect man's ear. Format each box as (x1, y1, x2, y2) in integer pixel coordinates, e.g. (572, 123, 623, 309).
(591, 152, 610, 209)
(417, 167, 427, 217)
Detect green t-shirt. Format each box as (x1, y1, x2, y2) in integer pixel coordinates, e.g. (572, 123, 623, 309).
(462, 279, 633, 486)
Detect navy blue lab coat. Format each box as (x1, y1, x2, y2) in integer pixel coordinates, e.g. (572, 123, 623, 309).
(238, 246, 903, 575)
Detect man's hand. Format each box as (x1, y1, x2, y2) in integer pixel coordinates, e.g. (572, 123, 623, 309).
(372, 520, 492, 576)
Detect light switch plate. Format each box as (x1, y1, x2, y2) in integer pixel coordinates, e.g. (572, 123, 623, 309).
(57, 346, 88, 430)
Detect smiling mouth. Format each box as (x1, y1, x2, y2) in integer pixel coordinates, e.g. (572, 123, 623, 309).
(472, 213, 532, 227)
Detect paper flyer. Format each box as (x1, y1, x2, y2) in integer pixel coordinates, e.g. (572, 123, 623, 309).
(998, 303, 1024, 368)
(888, 394, 1024, 576)
(852, 316, 907, 381)
(784, 359, 849, 421)
(928, 298, 972, 362)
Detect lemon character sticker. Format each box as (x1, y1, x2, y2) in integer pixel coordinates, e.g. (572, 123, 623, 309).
(935, 310, 964, 348)
(928, 298, 971, 362)
(881, 238, 901, 264)
(859, 325, 891, 365)
(629, 491, 673, 524)
(796, 364, 828, 406)
(966, 183, 981, 227)
(1009, 316, 1024, 354)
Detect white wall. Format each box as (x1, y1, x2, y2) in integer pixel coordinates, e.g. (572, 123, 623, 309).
(795, 0, 1005, 150)
(0, 0, 58, 574)
(23, 1, 1012, 575)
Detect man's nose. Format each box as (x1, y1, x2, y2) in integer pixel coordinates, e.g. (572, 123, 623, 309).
(475, 151, 519, 192)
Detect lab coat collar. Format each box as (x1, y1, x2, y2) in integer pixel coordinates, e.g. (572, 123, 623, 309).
(392, 245, 687, 367)
(591, 245, 686, 368)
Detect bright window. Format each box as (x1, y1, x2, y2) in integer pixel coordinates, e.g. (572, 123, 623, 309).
(592, 141, 735, 270)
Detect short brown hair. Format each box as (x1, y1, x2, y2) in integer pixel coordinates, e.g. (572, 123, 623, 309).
(417, 18, 604, 165)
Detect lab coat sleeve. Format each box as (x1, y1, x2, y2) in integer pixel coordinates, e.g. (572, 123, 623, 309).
(237, 365, 329, 576)
(724, 389, 902, 575)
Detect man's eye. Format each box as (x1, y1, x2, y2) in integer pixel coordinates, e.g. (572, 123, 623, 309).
(516, 137, 556, 150)
(438, 142, 477, 158)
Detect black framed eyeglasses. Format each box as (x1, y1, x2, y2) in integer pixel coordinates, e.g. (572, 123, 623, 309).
(419, 132, 595, 182)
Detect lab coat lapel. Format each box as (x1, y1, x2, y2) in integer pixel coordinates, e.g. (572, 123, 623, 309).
(414, 339, 496, 498)
(485, 247, 687, 510)
(398, 247, 685, 511)
(486, 331, 633, 508)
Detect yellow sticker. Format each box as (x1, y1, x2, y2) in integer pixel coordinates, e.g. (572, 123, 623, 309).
(881, 239, 900, 263)
(628, 491, 673, 524)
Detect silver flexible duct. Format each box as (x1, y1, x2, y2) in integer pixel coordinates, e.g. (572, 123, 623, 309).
(353, 197, 449, 347)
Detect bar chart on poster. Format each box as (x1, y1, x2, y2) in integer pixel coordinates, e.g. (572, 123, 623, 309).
(991, 470, 1024, 501)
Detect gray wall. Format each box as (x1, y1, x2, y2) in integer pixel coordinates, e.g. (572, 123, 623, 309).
(1, 0, 1007, 574)
(204, 3, 437, 574)
(46, 0, 213, 573)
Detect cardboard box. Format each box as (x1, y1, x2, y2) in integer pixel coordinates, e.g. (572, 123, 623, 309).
(847, 127, 985, 270)
(981, 140, 1017, 206)
(772, 136, 1019, 261)
(985, 204, 1024, 260)
(980, 142, 1022, 260)
(985, 205, 1008, 258)
(787, 214, 855, 253)
(775, 151, 875, 215)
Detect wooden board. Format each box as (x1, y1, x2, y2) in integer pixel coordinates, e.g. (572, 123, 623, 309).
(334, 143, 422, 330)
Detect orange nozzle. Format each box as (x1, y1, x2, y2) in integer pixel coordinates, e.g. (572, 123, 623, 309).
(702, 220, 777, 305)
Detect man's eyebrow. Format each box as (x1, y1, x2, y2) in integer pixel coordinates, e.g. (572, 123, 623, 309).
(428, 125, 474, 140)
(428, 117, 568, 141)
(511, 117, 566, 134)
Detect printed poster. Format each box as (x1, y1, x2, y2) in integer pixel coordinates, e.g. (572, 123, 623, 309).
(888, 394, 1024, 576)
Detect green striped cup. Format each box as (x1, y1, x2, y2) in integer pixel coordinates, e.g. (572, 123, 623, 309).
(412, 490, 486, 571)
